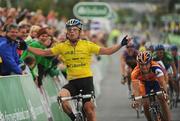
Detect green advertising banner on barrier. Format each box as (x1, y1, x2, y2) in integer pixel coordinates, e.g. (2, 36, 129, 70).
(0, 75, 48, 121)
(43, 75, 70, 121)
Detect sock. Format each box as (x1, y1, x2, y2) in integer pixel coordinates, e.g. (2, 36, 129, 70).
(68, 112, 76, 121)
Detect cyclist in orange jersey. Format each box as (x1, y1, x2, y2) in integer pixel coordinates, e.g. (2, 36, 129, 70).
(131, 51, 171, 121)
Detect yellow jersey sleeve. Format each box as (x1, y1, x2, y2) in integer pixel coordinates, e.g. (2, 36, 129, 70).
(50, 43, 63, 55)
(87, 41, 101, 54)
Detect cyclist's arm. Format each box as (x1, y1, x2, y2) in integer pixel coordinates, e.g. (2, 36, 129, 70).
(178, 58, 180, 74)
(131, 79, 140, 97)
(166, 52, 177, 76)
(120, 53, 126, 76)
(131, 68, 140, 96)
(157, 75, 167, 93)
(170, 61, 177, 77)
(98, 36, 131, 55)
(27, 46, 53, 56)
(156, 68, 167, 92)
(99, 44, 122, 55)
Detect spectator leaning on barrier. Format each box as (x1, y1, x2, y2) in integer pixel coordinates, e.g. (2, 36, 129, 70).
(18, 18, 131, 121)
(24, 56, 38, 86)
(0, 24, 22, 75)
(21, 28, 54, 87)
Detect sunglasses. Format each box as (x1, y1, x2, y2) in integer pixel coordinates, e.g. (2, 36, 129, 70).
(67, 28, 80, 32)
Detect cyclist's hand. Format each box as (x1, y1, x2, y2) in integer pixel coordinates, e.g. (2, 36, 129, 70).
(131, 101, 140, 109)
(17, 40, 28, 50)
(177, 73, 180, 78)
(163, 91, 169, 102)
(121, 75, 127, 84)
(120, 35, 130, 46)
(160, 88, 168, 101)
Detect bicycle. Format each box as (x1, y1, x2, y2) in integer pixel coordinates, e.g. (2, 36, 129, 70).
(57, 90, 95, 121)
(167, 76, 180, 109)
(132, 90, 166, 121)
(174, 76, 180, 107)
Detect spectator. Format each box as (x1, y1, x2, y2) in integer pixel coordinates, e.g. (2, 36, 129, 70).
(21, 28, 54, 87)
(24, 56, 38, 86)
(139, 39, 146, 52)
(25, 25, 41, 44)
(0, 24, 22, 75)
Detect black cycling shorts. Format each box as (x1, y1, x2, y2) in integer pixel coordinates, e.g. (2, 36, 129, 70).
(63, 77, 94, 103)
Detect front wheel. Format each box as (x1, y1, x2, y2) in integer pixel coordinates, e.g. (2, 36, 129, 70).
(75, 112, 86, 121)
(150, 109, 164, 121)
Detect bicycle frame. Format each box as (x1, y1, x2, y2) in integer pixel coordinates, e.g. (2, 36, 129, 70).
(167, 76, 180, 109)
(57, 90, 94, 121)
(133, 90, 165, 121)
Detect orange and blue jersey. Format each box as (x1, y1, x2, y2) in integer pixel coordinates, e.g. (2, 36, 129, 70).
(131, 61, 164, 95)
(131, 61, 164, 82)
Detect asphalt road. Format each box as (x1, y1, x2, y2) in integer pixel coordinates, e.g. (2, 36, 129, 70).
(96, 53, 180, 121)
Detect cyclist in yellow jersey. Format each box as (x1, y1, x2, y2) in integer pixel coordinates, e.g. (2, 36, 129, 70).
(22, 19, 131, 121)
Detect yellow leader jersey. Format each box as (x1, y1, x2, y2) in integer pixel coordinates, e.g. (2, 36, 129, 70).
(51, 40, 101, 80)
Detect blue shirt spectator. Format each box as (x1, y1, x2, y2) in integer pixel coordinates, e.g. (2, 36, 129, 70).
(0, 24, 22, 75)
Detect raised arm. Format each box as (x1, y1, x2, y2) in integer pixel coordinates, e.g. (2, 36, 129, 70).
(27, 46, 54, 56)
(120, 53, 126, 76)
(98, 35, 131, 55)
(99, 44, 122, 55)
(171, 61, 177, 77)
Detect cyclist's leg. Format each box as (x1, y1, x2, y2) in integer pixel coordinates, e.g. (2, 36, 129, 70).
(158, 95, 171, 121)
(173, 77, 179, 107)
(142, 99, 152, 121)
(81, 77, 96, 121)
(152, 81, 171, 121)
(168, 73, 176, 108)
(127, 67, 132, 91)
(143, 81, 153, 121)
(177, 77, 180, 101)
(84, 101, 96, 121)
(136, 81, 152, 121)
(59, 83, 77, 121)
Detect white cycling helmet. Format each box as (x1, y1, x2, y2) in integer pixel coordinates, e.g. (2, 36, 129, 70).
(66, 19, 83, 30)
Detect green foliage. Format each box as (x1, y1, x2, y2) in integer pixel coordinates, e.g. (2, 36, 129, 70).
(116, 8, 134, 23)
(0, 0, 86, 18)
(23, 0, 53, 15)
(55, 0, 80, 18)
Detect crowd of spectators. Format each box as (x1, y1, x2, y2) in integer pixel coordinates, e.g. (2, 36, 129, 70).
(163, 22, 180, 35)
